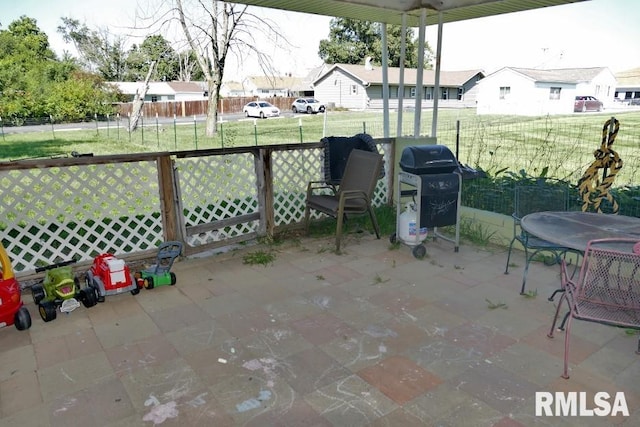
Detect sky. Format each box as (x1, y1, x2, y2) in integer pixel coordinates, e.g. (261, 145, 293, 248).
(3, 0, 639, 80)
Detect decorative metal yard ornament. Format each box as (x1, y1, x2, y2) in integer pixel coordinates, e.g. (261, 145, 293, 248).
(577, 117, 622, 213)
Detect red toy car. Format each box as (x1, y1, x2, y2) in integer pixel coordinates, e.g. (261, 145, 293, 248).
(85, 253, 140, 302)
(0, 242, 31, 330)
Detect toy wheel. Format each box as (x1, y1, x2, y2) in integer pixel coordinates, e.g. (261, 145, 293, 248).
(412, 244, 427, 259)
(170, 272, 177, 285)
(31, 284, 45, 305)
(39, 301, 57, 322)
(131, 286, 140, 295)
(80, 288, 98, 308)
(389, 233, 397, 244)
(14, 306, 32, 331)
(144, 277, 154, 290)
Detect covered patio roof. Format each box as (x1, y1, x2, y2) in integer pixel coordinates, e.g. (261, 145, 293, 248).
(233, 0, 587, 26)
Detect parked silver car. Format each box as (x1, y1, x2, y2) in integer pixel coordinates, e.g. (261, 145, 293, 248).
(243, 101, 280, 118)
(291, 98, 326, 114)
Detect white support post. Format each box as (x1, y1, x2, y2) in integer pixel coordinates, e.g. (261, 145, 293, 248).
(414, 9, 426, 137)
(397, 13, 407, 138)
(431, 12, 444, 138)
(381, 23, 390, 138)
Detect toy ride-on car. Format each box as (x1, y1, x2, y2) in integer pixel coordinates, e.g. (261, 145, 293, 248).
(134, 241, 183, 290)
(0, 242, 31, 330)
(31, 259, 98, 322)
(85, 253, 140, 302)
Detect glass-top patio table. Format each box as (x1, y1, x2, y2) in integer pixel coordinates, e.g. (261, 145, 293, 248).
(520, 211, 640, 252)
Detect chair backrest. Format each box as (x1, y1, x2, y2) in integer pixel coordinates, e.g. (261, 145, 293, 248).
(338, 149, 383, 200)
(321, 133, 384, 185)
(576, 238, 640, 314)
(514, 180, 569, 220)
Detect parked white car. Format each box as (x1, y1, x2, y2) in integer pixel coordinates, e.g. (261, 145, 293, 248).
(291, 98, 326, 114)
(243, 101, 280, 118)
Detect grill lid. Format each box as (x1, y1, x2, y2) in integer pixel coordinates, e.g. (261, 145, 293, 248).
(399, 145, 459, 175)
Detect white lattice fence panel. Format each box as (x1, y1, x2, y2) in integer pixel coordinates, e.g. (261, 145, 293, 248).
(176, 153, 258, 246)
(273, 148, 323, 225)
(0, 162, 163, 272)
(272, 145, 391, 226)
(372, 143, 391, 206)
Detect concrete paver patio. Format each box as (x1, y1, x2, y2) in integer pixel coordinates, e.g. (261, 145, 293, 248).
(1, 232, 639, 426)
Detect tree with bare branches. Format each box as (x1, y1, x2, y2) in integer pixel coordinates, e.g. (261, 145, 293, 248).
(171, 0, 288, 137)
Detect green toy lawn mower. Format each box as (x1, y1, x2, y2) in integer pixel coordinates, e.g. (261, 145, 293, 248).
(134, 241, 183, 290)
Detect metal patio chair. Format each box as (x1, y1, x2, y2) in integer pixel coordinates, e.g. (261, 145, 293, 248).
(304, 149, 383, 252)
(504, 180, 578, 294)
(547, 238, 640, 379)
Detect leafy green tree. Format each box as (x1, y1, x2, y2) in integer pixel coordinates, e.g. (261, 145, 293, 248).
(57, 17, 128, 81)
(126, 35, 179, 81)
(45, 70, 124, 121)
(0, 16, 57, 121)
(0, 16, 122, 123)
(318, 18, 432, 68)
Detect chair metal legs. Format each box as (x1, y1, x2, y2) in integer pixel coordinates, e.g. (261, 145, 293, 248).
(547, 290, 571, 379)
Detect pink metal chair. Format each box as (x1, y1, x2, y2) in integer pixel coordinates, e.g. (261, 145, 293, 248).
(547, 238, 640, 379)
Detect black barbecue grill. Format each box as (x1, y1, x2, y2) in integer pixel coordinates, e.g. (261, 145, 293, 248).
(393, 145, 462, 257)
(399, 145, 460, 175)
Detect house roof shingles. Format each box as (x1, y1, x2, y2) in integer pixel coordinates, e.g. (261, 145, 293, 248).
(615, 67, 640, 87)
(506, 67, 608, 83)
(318, 63, 484, 86)
(248, 75, 304, 90)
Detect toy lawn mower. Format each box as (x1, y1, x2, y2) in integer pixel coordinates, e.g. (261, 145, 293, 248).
(85, 253, 140, 302)
(0, 242, 31, 331)
(134, 241, 183, 289)
(31, 259, 98, 322)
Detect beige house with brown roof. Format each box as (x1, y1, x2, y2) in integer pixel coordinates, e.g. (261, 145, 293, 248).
(476, 66, 617, 116)
(312, 63, 484, 110)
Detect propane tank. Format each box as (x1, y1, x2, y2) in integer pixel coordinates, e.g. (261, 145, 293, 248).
(398, 202, 427, 243)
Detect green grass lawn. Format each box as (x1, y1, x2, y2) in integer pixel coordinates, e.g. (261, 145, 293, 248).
(2, 109, 639, 186)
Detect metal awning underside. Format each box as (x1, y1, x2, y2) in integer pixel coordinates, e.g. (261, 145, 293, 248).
(232, 0, 586, 26)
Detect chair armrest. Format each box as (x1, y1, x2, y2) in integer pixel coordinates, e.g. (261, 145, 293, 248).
(306, 181, 336, 198)
(339, 189, 368, 200)
(559, 259, 575, 292)
(337, 190, 369, 208)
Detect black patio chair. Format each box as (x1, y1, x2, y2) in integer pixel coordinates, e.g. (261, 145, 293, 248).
(504, 180, 579, 294)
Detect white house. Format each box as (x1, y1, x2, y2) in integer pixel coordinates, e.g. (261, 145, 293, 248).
(476, 67, 617, 116)
(220, 75, 306, 97)
(109, 81, 206, 102)
(313, 63, 484, 110)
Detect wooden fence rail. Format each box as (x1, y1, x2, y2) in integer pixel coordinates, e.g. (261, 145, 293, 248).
(115, 97, 298, 118)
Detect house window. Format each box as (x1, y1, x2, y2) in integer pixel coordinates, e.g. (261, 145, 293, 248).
(425, 87, 433, 100)
(410, 87, 416, 98)
(441, 88, 448, 100)
(549, 87, 561, 100)
(499, 86, 510, 99)
(351, 85, 357, 94)
(151, 95, 158, 103)
(457, 88, 464, 101)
